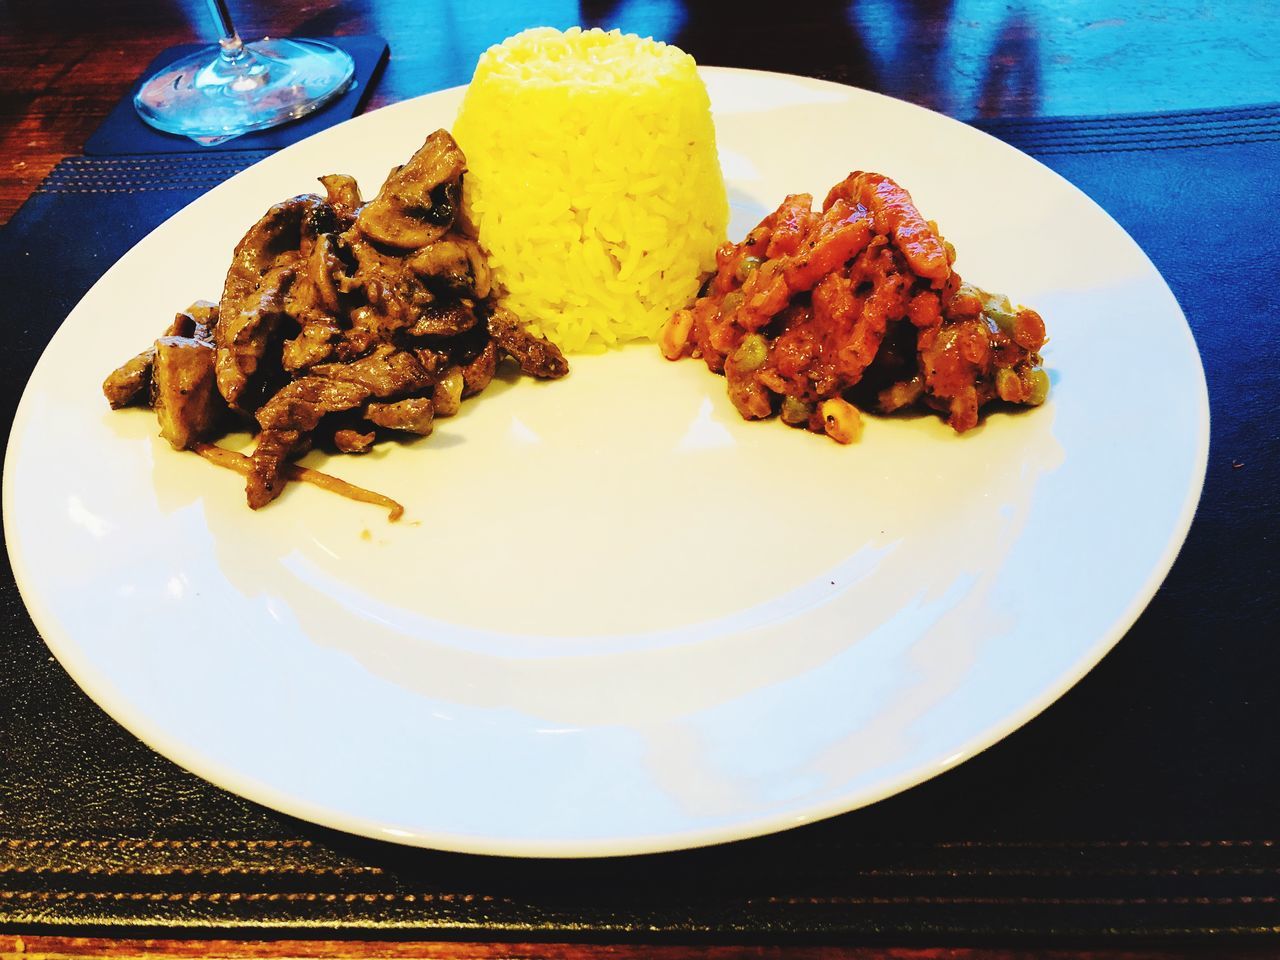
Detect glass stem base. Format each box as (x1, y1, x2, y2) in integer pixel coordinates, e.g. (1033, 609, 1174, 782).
(134, 38, 355, 145)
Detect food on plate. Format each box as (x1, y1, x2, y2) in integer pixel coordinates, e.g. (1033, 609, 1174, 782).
(659, 172, 1049, 439)
(452, 27, 728, 352)
(103, 129, 568, 514)
(101, 27, 1055, 521)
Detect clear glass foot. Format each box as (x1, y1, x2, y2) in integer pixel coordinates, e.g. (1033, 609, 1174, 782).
(134, 37, 355, 145)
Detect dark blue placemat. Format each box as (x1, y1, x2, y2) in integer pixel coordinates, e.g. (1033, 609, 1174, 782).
(83, 35, 388, 155)
(1, 106, 1278, 940)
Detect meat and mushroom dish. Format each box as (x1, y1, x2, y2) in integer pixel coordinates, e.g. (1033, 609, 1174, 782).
(103, 129, 568, 514)
(659, 172, 1048, 442)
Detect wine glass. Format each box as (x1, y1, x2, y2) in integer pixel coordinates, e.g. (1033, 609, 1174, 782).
(134, 0, 355, 145)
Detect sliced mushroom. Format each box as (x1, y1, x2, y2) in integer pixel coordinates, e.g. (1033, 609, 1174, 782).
(152, 336, 221, 450)
(406, 298, 478, 338)
(319, 173, 363, 224)
(354, 130, 465, 249)
(403, 237, 491, 299)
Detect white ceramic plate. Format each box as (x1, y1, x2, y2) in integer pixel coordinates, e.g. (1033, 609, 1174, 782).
(3, 69, 1208, 857)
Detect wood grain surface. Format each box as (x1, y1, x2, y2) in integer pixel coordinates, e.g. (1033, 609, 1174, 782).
(2, 0, 1278, 225)
(3, 939, 1277, 960)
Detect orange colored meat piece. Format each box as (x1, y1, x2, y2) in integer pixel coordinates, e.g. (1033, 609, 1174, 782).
(765, 193, 817, 258)
(824, 172, 950, 281)
(782, 199, 874, 292)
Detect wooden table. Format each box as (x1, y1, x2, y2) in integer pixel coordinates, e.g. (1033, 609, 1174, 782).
(2, 1, 1277, 956)
(3, 940, 1278, 959)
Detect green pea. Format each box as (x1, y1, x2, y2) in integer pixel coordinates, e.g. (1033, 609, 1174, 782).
(736, 256, 764, 282)
(781, 395, 812, 425)
(877, 376, 924, 412)
(983, 293, 1017, 335)
(995, 367, 1020, 402)
(732, 333, 768, 372)
(1028, 368, 1050, 405)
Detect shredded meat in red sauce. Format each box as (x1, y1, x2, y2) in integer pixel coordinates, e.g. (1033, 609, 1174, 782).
(660, 171, 1049, 440)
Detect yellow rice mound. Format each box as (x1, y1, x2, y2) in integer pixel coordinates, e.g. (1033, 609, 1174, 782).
(452, 27, 729, 352)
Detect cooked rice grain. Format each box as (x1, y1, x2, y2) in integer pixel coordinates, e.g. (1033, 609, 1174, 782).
(452, 27, 729, 352)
